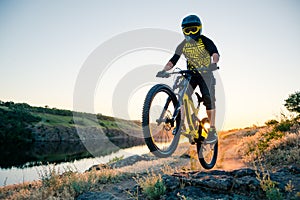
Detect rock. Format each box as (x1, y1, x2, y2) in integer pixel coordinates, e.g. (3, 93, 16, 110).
(108, 154, 157, 169)
(87, 154, 157, 172)
(87, 164, 111, 171)
(78, 164, 300, 200)
(269, 165, 300, 195)
(231, 168, 257, 177)
(109, 155, 147, 168)
(161, 166, 300, 199)
(162, 174, 181, 191)
(163, 168, 263, 199)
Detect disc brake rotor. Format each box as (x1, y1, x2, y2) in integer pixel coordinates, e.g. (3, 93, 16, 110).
(163, 110, 172, 131)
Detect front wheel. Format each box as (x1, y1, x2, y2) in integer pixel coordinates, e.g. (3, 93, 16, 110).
(196, 125, 218, 169)
(142, 84, 181, 158)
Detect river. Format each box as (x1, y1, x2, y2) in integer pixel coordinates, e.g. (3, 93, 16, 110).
(0, 141, 149, 186)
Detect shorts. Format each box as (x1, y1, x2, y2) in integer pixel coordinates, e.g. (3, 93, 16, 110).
(186, 72, 216, 110)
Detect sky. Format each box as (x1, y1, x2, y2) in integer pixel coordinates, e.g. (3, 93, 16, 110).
(0, 0, 299, 130)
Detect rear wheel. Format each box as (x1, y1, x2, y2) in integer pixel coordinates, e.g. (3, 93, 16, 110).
(196, 125, 218, 169)
(142, 84, 181, 157)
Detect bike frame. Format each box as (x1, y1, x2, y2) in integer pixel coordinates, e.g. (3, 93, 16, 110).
(171, 72, 208, 140)
(143, 68, 218, 168)
(182, 93, 200, 139)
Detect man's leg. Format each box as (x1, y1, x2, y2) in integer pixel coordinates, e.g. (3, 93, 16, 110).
(206, 109, 216, 128)
(198, 74, 217, 144)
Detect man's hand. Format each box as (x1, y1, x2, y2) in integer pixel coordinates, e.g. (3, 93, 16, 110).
(208, 63, 219, 71)
(156, 70, 170, 78)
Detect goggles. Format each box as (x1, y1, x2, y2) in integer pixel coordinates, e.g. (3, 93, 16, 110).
(182, 25, 202, 35)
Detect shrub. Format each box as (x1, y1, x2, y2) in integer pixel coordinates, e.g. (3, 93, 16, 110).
(135, 170, 166, 200)
(255, 164, 283, 200)
(265, 119, 279, 126)
(274, 120, 292, 132)
(284, 91, 300, 114)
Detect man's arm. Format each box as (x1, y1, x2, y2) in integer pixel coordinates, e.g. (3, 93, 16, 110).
(163, 61, 174, 71)
(201, 35, 220, 64)
(212, 53, 219, 64)
(163, 40, 185, 71)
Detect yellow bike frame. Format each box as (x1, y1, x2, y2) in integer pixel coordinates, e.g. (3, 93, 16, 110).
(181, 93, 208, 140)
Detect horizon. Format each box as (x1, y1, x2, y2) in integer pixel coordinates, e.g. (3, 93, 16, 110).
(0, 98, 295, 131)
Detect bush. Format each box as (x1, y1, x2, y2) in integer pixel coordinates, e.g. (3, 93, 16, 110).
(135, 170, 166, 200)
(284, 91, 300, 114)
(274, 121, 292, 132)
(265, 119, 279, 126)
(0, 108, 41, 142)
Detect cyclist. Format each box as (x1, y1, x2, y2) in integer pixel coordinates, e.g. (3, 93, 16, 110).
(157, 14, 220, 144)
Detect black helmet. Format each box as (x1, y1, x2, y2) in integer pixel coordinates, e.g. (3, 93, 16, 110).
(181, 15, 202, 28)
(181, 15, 202, 41)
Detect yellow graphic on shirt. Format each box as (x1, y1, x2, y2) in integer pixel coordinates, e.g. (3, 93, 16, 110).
(182, 39, 211, 69)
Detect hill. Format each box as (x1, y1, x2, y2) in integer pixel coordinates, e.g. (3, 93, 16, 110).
(0, 100, 143, 143)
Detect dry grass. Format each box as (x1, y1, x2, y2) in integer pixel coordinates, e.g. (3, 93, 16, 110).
(0, 165, 120, 200)
(238, 120, 300, 169)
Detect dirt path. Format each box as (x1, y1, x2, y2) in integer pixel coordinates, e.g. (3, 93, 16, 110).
(117, 129, 249, 173)
(215, 130, 248, 170)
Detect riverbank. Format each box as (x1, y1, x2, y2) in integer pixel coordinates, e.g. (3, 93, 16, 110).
(0, 144, 150, 186)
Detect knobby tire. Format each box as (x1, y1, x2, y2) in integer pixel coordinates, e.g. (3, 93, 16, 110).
(142, 84, 181, 158)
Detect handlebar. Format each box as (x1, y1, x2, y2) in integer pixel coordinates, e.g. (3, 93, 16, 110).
(163, 66, 219, 77)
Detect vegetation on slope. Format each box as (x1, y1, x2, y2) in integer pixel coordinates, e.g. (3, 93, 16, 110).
(239, 115, 300, 169)
(0, 100, 142, 143)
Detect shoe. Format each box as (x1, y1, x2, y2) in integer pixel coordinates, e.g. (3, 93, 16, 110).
(204, 128, 217, 144)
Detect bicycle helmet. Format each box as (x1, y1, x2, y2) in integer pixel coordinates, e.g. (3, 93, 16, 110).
(181, 15, 202, 41)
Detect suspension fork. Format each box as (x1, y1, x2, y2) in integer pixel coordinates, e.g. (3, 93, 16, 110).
(156, 97, 172, 125)
(170, 75, 191, 127)
(156, 74, 191, 127)
(171, 103, 181, 126)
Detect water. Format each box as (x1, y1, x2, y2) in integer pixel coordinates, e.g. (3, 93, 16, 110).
(0, 141, 149, 186)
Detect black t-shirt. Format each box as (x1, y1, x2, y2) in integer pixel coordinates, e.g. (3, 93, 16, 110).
(169, 35, 219, 69)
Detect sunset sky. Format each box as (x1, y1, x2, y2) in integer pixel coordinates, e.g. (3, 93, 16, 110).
(0, 1, 299, 130)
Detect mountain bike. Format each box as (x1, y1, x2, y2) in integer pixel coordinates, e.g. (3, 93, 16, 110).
(142, 68, 218, 169)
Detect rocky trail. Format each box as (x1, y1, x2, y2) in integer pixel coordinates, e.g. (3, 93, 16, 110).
(77, 129, 300, 200)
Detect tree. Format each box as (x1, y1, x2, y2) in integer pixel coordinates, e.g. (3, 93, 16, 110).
(284, 91, 300, 114)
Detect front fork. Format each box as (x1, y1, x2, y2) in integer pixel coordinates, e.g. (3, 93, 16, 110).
(156, 97, 175, 126)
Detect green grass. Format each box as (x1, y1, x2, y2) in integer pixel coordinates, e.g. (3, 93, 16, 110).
(33, 112, 73, 126)
(32, 113, 101, 127)
(134, 170, 166, 200)
(0, 100, 140, 130)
